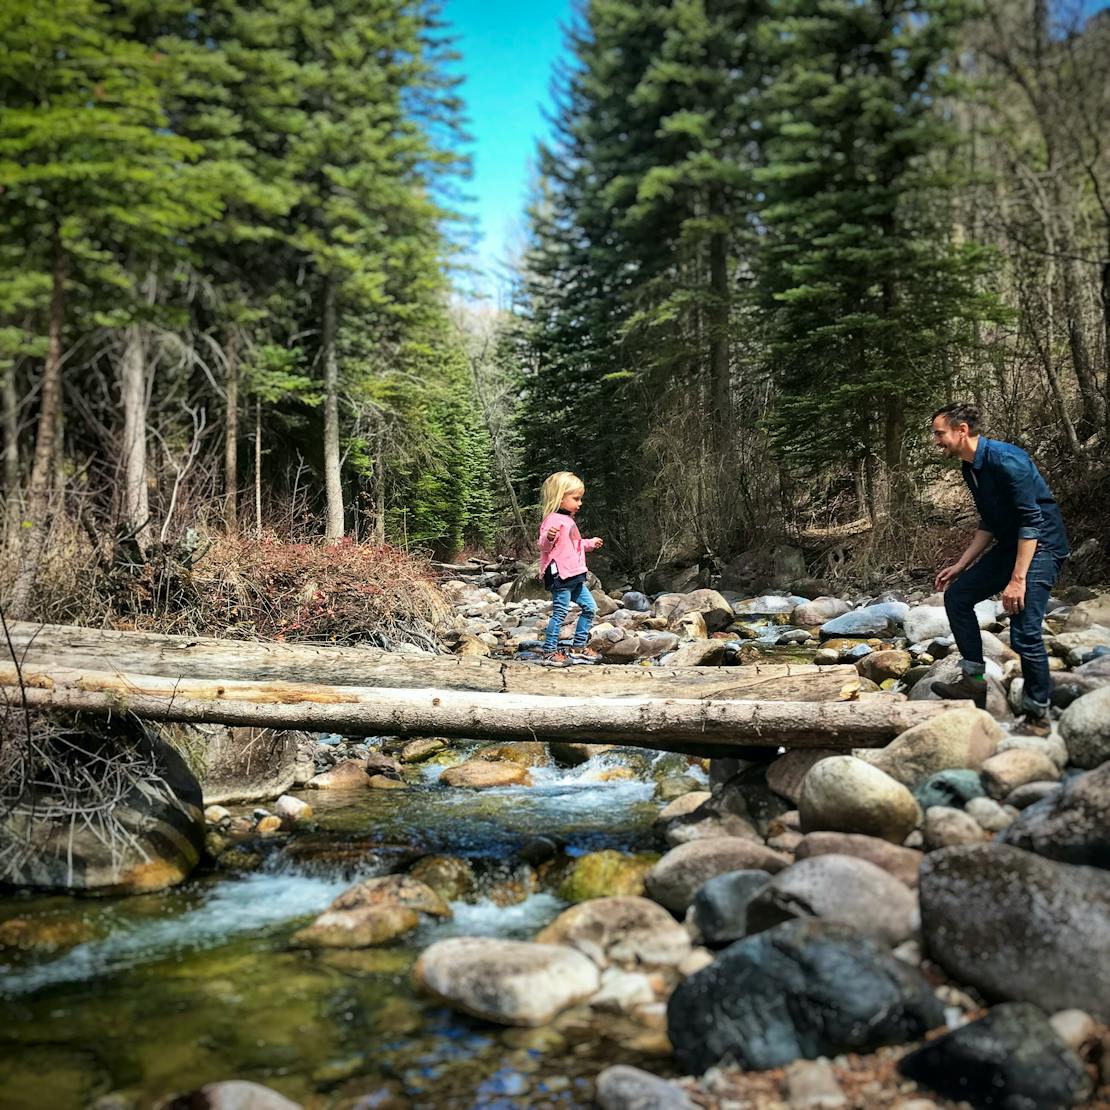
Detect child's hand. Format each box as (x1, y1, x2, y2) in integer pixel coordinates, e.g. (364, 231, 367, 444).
(545, 525, 561, 542)
(592, 537, 604, 548)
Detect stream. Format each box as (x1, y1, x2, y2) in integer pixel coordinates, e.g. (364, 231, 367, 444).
(0, 745, 699, 1109)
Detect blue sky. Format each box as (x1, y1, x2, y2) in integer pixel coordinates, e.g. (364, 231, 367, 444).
(446, 0, 574, 302)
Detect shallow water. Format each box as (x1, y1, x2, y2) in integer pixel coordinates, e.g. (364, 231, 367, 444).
(0, 747, 690, 1109)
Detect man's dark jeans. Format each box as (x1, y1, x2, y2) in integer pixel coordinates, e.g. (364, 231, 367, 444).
(944, 545, 1063, 714)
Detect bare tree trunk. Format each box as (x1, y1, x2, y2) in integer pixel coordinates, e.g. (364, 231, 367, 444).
(321, 276, 344, 540)
(8, 229, 66, 618)
(1059, 227, 1104, 436)
(373, 427, 386, 543)
(120, 324, 151, 550)
(224, 331, 239, 533)
(2, 359, 19, 549)
(254, 397, 262, 539)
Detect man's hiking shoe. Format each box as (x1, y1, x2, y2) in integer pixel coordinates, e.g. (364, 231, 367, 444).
(1011, 714, 1051, 738)
(931, 672, 988, 709)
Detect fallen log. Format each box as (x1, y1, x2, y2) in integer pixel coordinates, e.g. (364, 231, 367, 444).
(4, 622, 860, 701)
(0, 665, 973, 756)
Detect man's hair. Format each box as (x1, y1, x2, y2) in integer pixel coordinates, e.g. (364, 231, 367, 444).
(932, 402, 980, 433)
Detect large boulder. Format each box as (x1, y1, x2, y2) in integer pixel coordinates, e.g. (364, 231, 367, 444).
(535, 896, 691, 969)
(291, 874, 450, 948)
(919, 843, 1110, 1020)
(799, 756, 920, 844)
(898, 1002, 1092, 1110)
(907, 655, 1010, 718)
(1059, 686, 1110, 769)
(666, 920, 943, 1073)
(766, 749, 841, 805)
(999, 762, 1110, 869)
(439, 760, 532, 788)
(792, 597, 850, 627)
(654, 589, 734, 633)
(413, 937, 600, 1026)
(189, 725, 304, 805)
(745, 854, 918, 945)
(856, 649, 912, 684)
(644, 838, 790, 915)
(0, 718, 205, 895)
(794, 832, 922, 888)
(865, 708, 1001, 790)
(819, 602, 909, 639)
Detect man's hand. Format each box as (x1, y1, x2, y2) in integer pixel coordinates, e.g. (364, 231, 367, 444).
(1002, 577, 1026, 614)
(935, 564, 963, 591)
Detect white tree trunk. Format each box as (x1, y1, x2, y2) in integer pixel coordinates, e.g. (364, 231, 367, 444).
(121, 325, 151, 550)
(322, 277, 344, 539)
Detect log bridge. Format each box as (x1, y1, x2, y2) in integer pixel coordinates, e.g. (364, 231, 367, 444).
(1, 623, 970, 757)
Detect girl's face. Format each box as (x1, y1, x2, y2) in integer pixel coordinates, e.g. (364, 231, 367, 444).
(560, 486, 584, 514)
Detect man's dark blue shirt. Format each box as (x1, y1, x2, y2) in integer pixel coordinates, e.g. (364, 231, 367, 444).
(962, 437, 1069, 557)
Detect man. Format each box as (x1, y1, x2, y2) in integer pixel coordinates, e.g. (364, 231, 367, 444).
(930, 402, 1069, 734)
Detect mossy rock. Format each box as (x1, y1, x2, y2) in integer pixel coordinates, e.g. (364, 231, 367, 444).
(557, 849, 659, 903)
(476, 742, 551, 768)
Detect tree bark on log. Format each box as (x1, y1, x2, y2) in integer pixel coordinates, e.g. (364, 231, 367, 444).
(0, 665, 971, 755)
(5, 622, 860, 702)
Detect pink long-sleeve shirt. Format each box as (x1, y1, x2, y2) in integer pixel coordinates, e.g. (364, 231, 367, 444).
(537, 511, 600, 581)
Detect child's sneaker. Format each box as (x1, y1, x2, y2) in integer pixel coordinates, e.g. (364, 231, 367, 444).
(568, 645, 601, 660)
(539, 650, 570, 666)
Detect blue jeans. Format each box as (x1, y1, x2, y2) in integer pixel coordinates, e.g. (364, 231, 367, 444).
(944, 545, 1063, 714)
(543, 580, 597, 652)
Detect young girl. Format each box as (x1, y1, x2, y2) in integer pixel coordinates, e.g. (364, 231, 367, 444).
(537, 471, 604, 662)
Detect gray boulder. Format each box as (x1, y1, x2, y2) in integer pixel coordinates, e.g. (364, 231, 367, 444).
(1059, 686, 1110, 769)
(666, 920, 943, 1073)
(690, 870, 773, 946)
(820, 602, 909, 638)
(919, 843, 1110, 1021)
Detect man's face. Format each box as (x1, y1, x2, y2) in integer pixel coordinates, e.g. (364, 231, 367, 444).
(931, 416, 969, 458)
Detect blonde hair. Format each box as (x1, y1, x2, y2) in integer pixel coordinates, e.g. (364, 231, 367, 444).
(540, 471, 584, 520)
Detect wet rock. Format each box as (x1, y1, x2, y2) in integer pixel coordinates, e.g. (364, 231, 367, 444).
(794, 832, 922, 888)
(655, 775, 704, 802)
(558, 850, 657, 902)
(398, 737, 447, 763)
(913, 768, 987, 811)
(799, 756, 920, 844)
(922, 806, 987, 850)
(204, 805, 231, 824)
(666, 920, 943, 1072)
(980, 750, 1060, 799)
(746, 854, 918, 945)
(820, 602, 909, 638)
(919, 843, 1110, 1020)
(367, 774, 407, 790)
(690, 870, 773, 946)
(548, 742, 616, 766)
(477, 741, 550, 768)
(536, 896, 692, 968)
(365, 751, 403, 776)
(0, 718, 205, 895)
(191, 725, 305, 806)
(439, 760, 532, 788)
(792, 597, 850, 626)
(1059, 686, 1110, 769)
(0, 916, 95, 954)
(898, 1002, 1092, 1110)
(255, 815, 282, 835)
(413, 936, 600, 1026)
(595, 1065, 695, 1110)
(160, 1080, 303, 1109)
(408, 854, 475, 901)
(291, 874, 450, 948)
(273, 795, 312, 823)
(999, 762, 1110, 868)
(645, 838, 790, 915)
(866, 708, 1001, 790)
(307, 760, 371, 789)
(767, 749, 841, 805)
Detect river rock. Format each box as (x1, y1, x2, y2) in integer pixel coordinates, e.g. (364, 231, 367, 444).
(307, 760, 371, 789)
(866, 708, 1000, 790)
(666, 920, 943, 1073)
(913, 768, 987, 811)
(413, 936, 600, 1026)
(622, 591, 651, 612)
(654, 589, 734, 633)
(792, 597, 850, 626)
(645, 838, 789, 915)
(919, 843, 1110, 1020)
(1005, 781, 1061, 810)
(766, 749, 840, 805)
(595, 1065, 695, 1110)
(667, 638, 728, 667)
(655, 791, 712, 828)
(996, 732, 1068, 771)
(857, 650, 912, 684)
(535, 896, 691, 968)
(162, 1080, 304, 1109)
(292, 874, 450, 948)
(745, 854, 918, 945)
(820, 602, 909, 639)
(439, 760, 531, 788)
(548, 742, 616, 766)
(902, 605, 952, 644)
(408, 854, 475, 901)
(273, 795, 312, 823)
(637, 630, 680, 656)
(192, 725, 304, 805)
(0, 718, 205, 895)
(898, 1002, 1092, 1110)
(399, 737, 447, 763)
(999, 762, 1110, 868)
(477, 742, 549, 768)
(980, 749, 1060, 799)
(558, 850, 657, 902)
(794, 832, 922, 888)
(922, 805, 987, 850)
(964, 796, 1013, 832)
(1059, 686, 1110, 769)
(731, 594, 800, 619)
(799, 757, 920, 844)
(690, 870, 773, 946)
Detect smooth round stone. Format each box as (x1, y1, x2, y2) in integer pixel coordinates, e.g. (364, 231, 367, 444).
(799, 756, 920, 844)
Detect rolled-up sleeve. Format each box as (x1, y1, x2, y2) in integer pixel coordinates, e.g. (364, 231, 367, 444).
(999, 456, 1044, 540)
